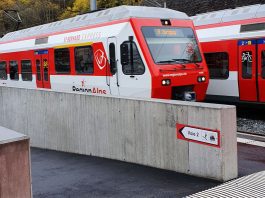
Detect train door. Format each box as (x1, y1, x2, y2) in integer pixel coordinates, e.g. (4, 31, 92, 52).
(257, 39, 265, 102)
(107, 37, 119, 95)
(35, 50, 51, 89)
(238, 39, 265, 102)
(238, 40, 257, 101)
(118, 39, 150, 97)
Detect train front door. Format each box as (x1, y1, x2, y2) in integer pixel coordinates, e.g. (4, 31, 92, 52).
(35, 50, 51, 89)
(238, 39, 265, 102)
(107, 37, 119, 95)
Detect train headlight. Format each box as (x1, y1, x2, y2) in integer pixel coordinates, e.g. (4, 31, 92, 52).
(197, 76, 206, 83)
(162, 79, 171, 86)
(161, 19, 171, 26)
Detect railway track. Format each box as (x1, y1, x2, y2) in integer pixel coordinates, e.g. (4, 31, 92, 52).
(237, 117, 265, 136)
(205, 99, 265, 137)
(237, 104, 265, 137)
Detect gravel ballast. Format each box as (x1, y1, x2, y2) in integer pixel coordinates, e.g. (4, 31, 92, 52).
(237, 118, 265, 136)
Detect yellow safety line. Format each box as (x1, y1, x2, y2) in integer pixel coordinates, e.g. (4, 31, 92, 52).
(54, 42, 93, 49)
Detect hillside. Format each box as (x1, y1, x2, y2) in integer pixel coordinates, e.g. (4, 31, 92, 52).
(146, 0, 265, 16)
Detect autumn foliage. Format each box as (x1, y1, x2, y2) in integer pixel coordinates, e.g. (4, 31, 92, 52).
(0, 0, 142, 36)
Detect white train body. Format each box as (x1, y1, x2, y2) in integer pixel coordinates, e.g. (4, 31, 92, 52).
(0, 6, 209, 101)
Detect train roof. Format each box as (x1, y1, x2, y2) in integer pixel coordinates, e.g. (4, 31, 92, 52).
(0, 5, 189, 43)
(191, 4, 265, 26)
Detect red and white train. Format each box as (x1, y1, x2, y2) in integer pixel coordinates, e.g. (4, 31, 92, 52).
(192, 4, 265, 103)
(0, 6, 208, 101)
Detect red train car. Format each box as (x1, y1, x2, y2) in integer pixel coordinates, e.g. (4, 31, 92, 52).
(192, 4, 265, 103)
(0, 6, 209, 101)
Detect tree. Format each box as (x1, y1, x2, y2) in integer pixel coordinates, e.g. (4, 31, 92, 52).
(60, 0, 143, 19)
(0, 0, 61, 36)
(60, 0, 89, 19)
(0, 0, 144, 36)
(97, 0, 143, 9)
(19, 0, 60, 26)
(0, 0, 17, 36)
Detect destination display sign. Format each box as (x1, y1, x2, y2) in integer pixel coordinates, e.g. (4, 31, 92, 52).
(176, 124, 220, 147)
(154, 29, 177, 37)
(144, 27, 194, 38)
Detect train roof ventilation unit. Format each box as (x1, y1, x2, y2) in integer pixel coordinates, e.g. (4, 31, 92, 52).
(191, 3, 265, 26)
(0, 6, 189, 43)
(256, 4, 265, 18)
(222, 4, 259, 22)
(191, 10, 227, 26)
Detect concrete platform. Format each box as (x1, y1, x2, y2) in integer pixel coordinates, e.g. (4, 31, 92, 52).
(31, 143, 265, 198)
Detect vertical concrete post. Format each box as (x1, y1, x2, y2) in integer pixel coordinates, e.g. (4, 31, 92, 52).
(0, 128, 31, 198)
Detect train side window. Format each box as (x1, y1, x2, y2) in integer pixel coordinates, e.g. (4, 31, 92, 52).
(261, 51, 265, 79)
(204, 52, 229, 79)
(55, 48, 70, 74)
(0, 61, 7, 80)
(21, 60, 32, 81)
(75, 46, 94, 74)
(242, 51, 252, 79)
(9, 60, 19, 80)
(109, 43, 117, 75)
(120, 41, 145, 75)
(36, 60, 41, 81)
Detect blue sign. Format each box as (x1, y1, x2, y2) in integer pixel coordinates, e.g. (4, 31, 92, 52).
(238, 39, 265, 45)
(35, 50, 48, 55)
(257, 39, 265, 44)
(238, 40, 257, 46)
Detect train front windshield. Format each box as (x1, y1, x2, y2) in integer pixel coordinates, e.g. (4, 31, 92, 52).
(142, 27, 202, 65)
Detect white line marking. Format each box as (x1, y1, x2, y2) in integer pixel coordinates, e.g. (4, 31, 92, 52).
(186, 171, 265, 198)
(237, 137, 265, 148)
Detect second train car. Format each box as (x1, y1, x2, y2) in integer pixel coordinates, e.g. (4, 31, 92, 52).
(193, 4, 265, 103)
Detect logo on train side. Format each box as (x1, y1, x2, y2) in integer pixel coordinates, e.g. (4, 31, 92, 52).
(72, 79, 107, 95)
(94, 49, 107, 70)
(81, 80, 86, 87)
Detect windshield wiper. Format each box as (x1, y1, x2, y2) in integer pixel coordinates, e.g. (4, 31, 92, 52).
(157, 60, 186, 68)
(174, 61, 186, 68)
(172, 58, 191, 63)
(193, 62, 202, 68)
(174, 59, 202, 68)
(156, 60, 176, 64)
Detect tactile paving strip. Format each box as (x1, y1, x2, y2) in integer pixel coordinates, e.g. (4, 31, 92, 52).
(186, 171, 265, 198)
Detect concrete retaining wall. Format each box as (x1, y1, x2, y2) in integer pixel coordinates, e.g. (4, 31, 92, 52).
(0, 87, 237, 181)
(0, 127, 31, 198)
